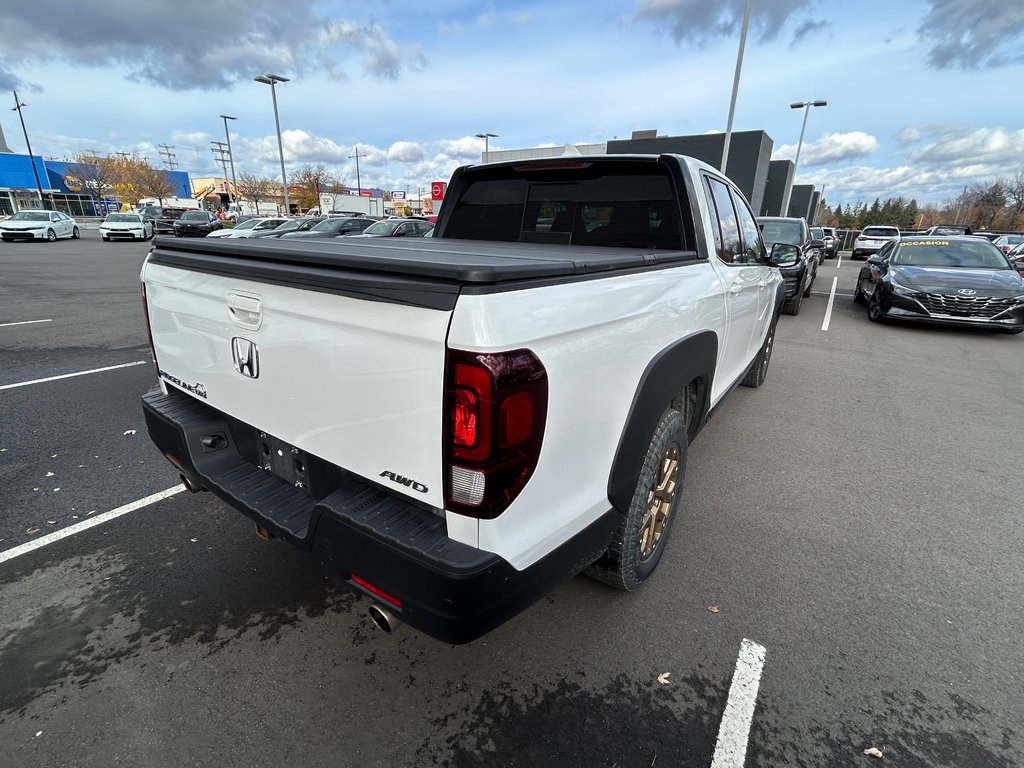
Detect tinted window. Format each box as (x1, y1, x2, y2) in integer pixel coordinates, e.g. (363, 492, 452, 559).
(759, 220, 804, 246)
(732, 191, 765, 265)
(890, 240, 1010, 269)
(705, 177, 742, 263)
(444, 162, 684, 250)
(862, 227, 899, 237)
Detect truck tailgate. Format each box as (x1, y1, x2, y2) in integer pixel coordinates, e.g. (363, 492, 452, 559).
(142, 259, 452, 509)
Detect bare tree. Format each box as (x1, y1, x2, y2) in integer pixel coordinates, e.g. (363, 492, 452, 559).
(65, 153, 115, 213)
(236, 173, 279, 213)
(1002, 171, 1024, 229)
(137, 165, 178, 204)
(291, 163, 336, 211)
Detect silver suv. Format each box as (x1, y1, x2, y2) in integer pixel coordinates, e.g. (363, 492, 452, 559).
(851, 225, 899, 259)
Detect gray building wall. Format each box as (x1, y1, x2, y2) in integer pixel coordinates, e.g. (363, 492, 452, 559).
(787, 185, 815, 220)
(808, 191, 822, 224)
(606, 130, 773, 215)
(761, 160, 793, 216)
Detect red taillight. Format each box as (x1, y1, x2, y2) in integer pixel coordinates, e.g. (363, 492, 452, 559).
(140, 282, 159, 374)
(444, 348, 548, 519)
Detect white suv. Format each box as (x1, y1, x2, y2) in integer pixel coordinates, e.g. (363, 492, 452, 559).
(851, 226, 899, 259)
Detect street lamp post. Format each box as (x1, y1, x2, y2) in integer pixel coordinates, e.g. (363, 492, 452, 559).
(781, 99, 827, 216)
(220, 114, 238, 209)
(348, 146, 363, 195)
(254, 74, 290, 214)
(474, 132, 498, 162)
(11, 90, 49, 209)
(721, 0, 752, 172)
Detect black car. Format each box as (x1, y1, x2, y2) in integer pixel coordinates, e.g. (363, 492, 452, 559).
(149, 206, 190, 235)
(854, 236, 1024, 334)
(347, 218, 435, 239)
(173, 210, 223, 237)
(280, 217, 375, 239)
(757, 216, 824, 315)
(250, 217, 325, 238)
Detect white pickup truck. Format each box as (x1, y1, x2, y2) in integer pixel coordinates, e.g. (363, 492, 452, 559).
(141, 154, 787, 644)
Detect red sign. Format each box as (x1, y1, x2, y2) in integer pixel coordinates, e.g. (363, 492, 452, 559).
(431, 181, 446, 200)
(359, 191, 372, 197)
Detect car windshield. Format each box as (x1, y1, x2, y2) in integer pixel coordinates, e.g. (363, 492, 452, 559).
(930, 226, 967, 235)
(758, 221, 803, 246)
(255, 219, 283, 229)
(11, 212, 50, 221)
(363, 220, 401, 236)
(105, 214, 140, 223)
(863, 227, 898, 238)
(810, 227, 824, 238)
(181, 211, 207, 221)
(995, 235, 1024, 245)
(310, 219, 347, 233)
(274, 220, 302, 231)
(233, 219, 260, 230)
(890, 240, 1011, 269)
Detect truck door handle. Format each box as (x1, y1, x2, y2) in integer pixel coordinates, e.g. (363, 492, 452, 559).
(227, 292, 263, 330)
(729, 285, 742, 294)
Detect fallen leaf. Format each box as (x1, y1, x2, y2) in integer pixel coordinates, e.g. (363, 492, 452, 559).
(45, 471, 54, 477)
(47, 520, 56, 525)
(53, 487, 61, 492)
(123, 429, 137, 436)
(26, 528, 40, 535)
(51, 454, 57, 458)
(190, 538, 199, 543)
(33, 487, 39, 492)
(657, 672, 671, 685)
(863, 747, 884, 758)
(708, 605, 720, 614)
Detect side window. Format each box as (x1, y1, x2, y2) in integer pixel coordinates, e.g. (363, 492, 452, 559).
(50, 213, 60, 222)
(731, 190, 766, 265)
(705, 177, 742, 264)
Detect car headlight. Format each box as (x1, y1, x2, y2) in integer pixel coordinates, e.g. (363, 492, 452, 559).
(888, 276, 917, 296)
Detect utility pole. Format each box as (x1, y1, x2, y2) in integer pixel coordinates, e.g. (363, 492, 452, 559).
(211, 141, 233, 206)
(157, 144, 177, 169)
(721, 0, 752, 173)
(348, 146, 363, 195)
(11, 90, 49, 209)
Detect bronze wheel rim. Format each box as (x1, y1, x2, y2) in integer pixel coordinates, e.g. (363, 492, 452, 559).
(761, 326, 774, 373)
(639, 442, 680, 562)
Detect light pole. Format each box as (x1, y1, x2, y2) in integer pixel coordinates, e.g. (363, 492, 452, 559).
(474, 132, 498, 162)
(220, 114, 238, 209)
(720, 0, 751, 172)
(11, 90, 49, 209)
(781, 99, 827, 216)
(348, 146, 363, 195)
(254, 74, 290, 214)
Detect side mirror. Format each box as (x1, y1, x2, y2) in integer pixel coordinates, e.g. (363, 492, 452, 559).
(809, 238, 825, 249)
(866, 254, 887, 266)
(770, 243, 800, 267)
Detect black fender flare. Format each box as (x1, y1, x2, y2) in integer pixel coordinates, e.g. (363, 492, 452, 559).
(606, 330, 718, 514)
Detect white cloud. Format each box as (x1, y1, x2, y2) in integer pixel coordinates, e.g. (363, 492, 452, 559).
(631, 0, 821, 45)
(919, 0, 1024, 69)
(895, 127, 921, 146)
(388, 141, 427, 163)
(776, 131, 879, 166)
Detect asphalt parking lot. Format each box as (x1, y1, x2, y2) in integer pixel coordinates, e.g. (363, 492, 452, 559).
(1, 234, 1022, 768)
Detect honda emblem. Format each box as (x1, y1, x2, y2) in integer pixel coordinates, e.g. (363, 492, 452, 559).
(232, 337, 259, 378)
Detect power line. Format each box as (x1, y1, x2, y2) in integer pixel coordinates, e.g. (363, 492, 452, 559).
(157, 144, 177, 170)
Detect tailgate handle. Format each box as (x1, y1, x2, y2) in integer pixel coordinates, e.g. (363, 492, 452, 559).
(227, 292, 262, 330)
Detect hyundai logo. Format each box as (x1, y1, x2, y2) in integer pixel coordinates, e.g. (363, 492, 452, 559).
(956, 288, 977, 296)
(232, 337, 259, 378)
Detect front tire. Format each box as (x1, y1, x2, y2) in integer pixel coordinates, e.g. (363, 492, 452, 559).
(867, 295, 885, 323)
(742, 315, 778, 388)
(46, 229, 56, 242)
(854, 279, 868, 305)
(72, 226, 80, 239)
(588, 408, 687, 591)
(782, 290, 803, 315)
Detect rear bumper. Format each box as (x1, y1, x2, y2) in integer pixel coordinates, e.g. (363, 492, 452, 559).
(142, 388, 616, 644)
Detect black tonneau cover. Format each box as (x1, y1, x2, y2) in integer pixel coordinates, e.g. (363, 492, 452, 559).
(149, 235, 697, 284)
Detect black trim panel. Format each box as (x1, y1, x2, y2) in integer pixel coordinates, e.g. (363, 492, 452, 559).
(606, 330, 718, 513)
(143, 387, 619, 645)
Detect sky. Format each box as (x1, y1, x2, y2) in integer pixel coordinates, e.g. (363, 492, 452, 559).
(0, 0, 1022, 207)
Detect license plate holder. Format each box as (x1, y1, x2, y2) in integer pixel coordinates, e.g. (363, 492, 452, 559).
(256, 430, 310, 491)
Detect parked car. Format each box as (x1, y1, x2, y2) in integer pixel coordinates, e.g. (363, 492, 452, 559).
(218, 217, 289, 238)
(250, 217, 326, 238)
(0, 209, 79, 242)
(757, 216, 822, 315)
(280, 217, 374, 239)
(347, 218, 434, 238)
(207, 217, 262, 237)
(850, 225, 900, 259)
(992, 234, 1024, 255)
(151, 207, 190, 236)
(100, 212, 153, 241)
(174, 210, 223, 238)
(924, 224, 972, 236)
(810, 226, 835, 260)
(817, 226, 839, 258)
(853, 235, 1024, 334)
(1007, 241, 1024, 276)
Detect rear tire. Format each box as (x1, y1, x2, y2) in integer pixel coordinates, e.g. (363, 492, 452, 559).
(588, 408, 687, 591)
(46, 229, 56, 242)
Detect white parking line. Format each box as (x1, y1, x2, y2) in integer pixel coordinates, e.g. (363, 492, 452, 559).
(710, 638, 767, 768)
(0, 361, 147, 391)
(836, 253, 843, 268)
(820, 277, 839, 331)
(0, 319, 53, 328)
(0, 485, 184, 565)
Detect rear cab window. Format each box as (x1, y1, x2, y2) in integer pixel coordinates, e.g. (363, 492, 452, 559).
(442, 160, 689, 251)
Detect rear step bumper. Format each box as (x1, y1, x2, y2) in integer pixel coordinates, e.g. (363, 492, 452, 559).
(143, 388, 617, 644)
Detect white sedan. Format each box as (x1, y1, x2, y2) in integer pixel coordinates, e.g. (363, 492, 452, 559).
(100, 212, 153, 241)
(0, 209, 80, 242)
(221, 217, 289, 238)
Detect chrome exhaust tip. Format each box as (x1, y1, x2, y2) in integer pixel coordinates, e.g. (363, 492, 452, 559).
(179, 473, 204, 493)
(367, 604, 402, 634)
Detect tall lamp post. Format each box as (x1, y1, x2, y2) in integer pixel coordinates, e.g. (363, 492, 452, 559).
(720, 0, 752, 172)
(474, 132, 498, 162)
(11, 90, 49, 209)
(348, 146, 363, 195)
(219, 114, 238, 209)
(781, 99, 827, 216)
(254, 74, 290, 214)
